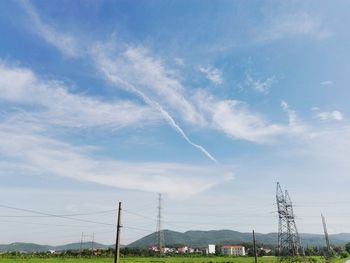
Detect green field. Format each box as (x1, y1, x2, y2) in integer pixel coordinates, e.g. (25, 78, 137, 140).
(0, 257, 273, 263)
(0, 257, 272, 263)
(0, 257, 336, 263)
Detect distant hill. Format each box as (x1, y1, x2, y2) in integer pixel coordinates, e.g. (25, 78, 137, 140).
(0, 242, 111, 253)
(55, 242, 111, 251)
(127, 229, 350, 248)
(0, 243, 53, 253)
(2, 230, 350, 252)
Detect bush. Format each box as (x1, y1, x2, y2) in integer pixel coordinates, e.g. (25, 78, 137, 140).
(307, 256, 319, 263)
(339, 251, 349, 258)
(346, 242, 350, 254)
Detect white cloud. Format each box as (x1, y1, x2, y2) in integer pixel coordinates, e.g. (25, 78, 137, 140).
(257, 13, 332, 43)
(94, 45, 205, 126)
(194, 91, 288, 143)
(0, 63, 228, 197)
(245, 73, 276, 94)
(316, 111, 343, 121)
(281, 101, 300, 127)
(303, 126, 350, 169)
(18, 3, 317, 147)
(0, 62, 160, 129)
(320, 80, 334, 87)
(93, 44, 217, 162)
(312, 107, 344, 122)
(0, 122, 231, 198)
(174, 57, 184, 66)
(92, 43, 304, 145)
(16, 2, 218, 162)
(199, 66, 223, 85)
(19, 0, 81, 57)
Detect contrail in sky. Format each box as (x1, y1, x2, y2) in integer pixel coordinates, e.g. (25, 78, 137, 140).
(100, 67, 217, 163)
(18, 0, 217, 163)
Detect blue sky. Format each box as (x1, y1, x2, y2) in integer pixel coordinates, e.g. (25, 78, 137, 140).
(1, 0, 350, 245)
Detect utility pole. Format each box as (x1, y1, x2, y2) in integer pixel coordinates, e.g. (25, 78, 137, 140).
(114, 202, 122, 263)
(321, 214, 331, 256)
(80, 232, 84, 257)
(253, 230, 258, 263)
(91, 232, 95, 256)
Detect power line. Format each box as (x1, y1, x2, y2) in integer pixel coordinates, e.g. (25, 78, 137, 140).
(0, 204, 115, 226)
(0, 219, 86, 228)
(0, 209, 117, 218)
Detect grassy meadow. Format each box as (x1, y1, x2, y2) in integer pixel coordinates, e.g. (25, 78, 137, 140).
(0, 256, 338, 263)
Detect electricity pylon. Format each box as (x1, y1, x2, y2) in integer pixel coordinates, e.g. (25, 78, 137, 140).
(276, 183, 304, 258)
(321, 213, 332, 256)
(156, 193, 165, 255)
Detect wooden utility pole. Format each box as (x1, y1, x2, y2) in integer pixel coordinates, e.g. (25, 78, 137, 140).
(253, 230, 258, 263)
(91, 232, 94, 257)
(114, 202, 122, 263)
(80, 232, 84, 257)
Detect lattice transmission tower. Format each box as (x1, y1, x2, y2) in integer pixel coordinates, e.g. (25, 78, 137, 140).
(156, 193, 165, 255)
(276, 182, 304, 258)
(321, 213, 332, 256)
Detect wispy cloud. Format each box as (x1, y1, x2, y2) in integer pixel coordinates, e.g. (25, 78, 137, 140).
(17, 2, 322, 148)
(199, 66, 223, 86)
(312, 107, 344, 122)
(245, 73, 276, 94)
(0, 62, 159, 129)
(93, 44, 217, 162)
(0, 62, 230, 196)
(316, 111, 343, 122)
(194, 91, 288, 143)
(174, 57, 184, 66)
(256, 12, 332, 43)
(17, 1, 218, 162)
(18, 0, 81, 57)
(109, 46, 205, 126)
(320, 80, 334, 87)
(0, 121, 231, 198)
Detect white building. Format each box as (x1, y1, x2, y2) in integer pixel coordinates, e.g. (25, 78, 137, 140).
(208, 244, 216, 254)
(188, 248, 195, 253)
(221, 245, 245, 256)
(149, 246, 158, 252)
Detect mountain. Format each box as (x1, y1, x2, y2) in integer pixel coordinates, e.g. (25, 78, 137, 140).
(0, 243, 53, 253)
(2, 230, 350, 252)
(127, 230, 350, 248)
(0, 242, 111, 253)
(55, 242, 110, 251)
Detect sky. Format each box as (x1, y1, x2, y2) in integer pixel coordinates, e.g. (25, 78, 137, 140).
(0, 0, 350, 246)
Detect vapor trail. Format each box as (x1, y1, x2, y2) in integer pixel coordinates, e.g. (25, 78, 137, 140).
(18, 0, 217, 162)
(101, 68, 217, 163)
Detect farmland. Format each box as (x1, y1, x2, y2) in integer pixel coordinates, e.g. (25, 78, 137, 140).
(0, 256, 338, 263)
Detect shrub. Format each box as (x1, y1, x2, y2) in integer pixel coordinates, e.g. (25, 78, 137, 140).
(340, 251, 349, 258)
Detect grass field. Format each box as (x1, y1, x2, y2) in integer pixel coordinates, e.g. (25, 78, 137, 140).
(0, 256, 335, 263)
(0, 257, 273, 263)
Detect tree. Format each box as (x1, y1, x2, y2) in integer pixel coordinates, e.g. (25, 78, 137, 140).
(345, 242, 350, 254)
(340, 251, 349, 258)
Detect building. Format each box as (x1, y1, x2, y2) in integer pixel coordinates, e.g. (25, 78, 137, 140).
(221, 245, 246, 256)
(188, 247, 195, 253)
(149, 246, 158, 252)
(208, 244, 216, 254)
(259, 247, 272, 255)
(177, 246, 188, 253)
(163, 247, 176, 253)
